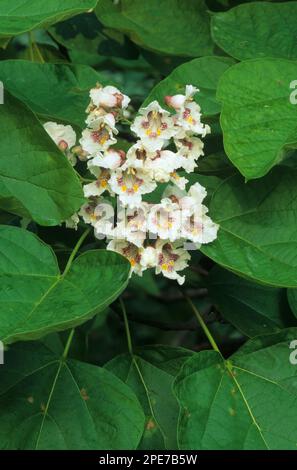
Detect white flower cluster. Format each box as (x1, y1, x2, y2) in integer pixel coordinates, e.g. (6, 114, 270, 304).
(43, 84, 219, 285)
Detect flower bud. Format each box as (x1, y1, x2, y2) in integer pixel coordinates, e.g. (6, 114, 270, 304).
(164, 94, 186, 110)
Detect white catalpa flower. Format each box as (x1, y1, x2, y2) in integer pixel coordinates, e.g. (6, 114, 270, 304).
(162, 184, 186, 204)
(155, 240, 190, 285)
(176, 102, 211, 137)
(92, 201, 114, 238)
(79, 199, 100, 226)
(123, 141, 153, 170)
(83, 168, 111, 197)
(67, 83, 219, 285)
(147, 198, 181, 242)
(85, 111, 117, 131)
(181, 182, 207, 209)
(109, 168, 156, 208)
(89, 149, 126, 170)
(162, 182, 218, 243)
(80, 125, 117, 156)
(107, 239, 144, 276)
(163, 182, 207, 210)
(131, 101, 176, 151)
(79, 198, 114, 236)
(145, 150, 184, 182)
(181, 205, 219, 244)
(44, 122, 76, 151)
(164, 85, 199, 110)
(175, 136, 204, 173)
(65, 213, 79, 230)
(112, 204, 148, 247)
(140, 246, 158, 269)
(90, 85, 130, 110)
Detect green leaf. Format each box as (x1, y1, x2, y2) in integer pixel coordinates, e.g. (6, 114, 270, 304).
(201, 167, 297, 287)
(211, 2, 297, 61)
(174, 328, 297, 450)
(286, 289, 297, 321)
(197, 151, 234, 177)
(217, 58, 297, 180)
(142, 50, 187, 76)
(0, 93, 84, 224)
(0, 0, 97, 37)
(208, 266, 294, 337)
(0, 60, 105, 128)
(95, 0, 214, 57)
(105, 346, 193, 450)
(50, 13, 138, 67)
(0, 226, 130, 344)
(143, 56, 234, 116)
(0, 342, 145, 449)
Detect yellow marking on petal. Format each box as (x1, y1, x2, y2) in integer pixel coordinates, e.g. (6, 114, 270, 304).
(146, 129, 151, 136)
(133, 184, 139, 192)
(121, 185, 127, 192)
(186, 116, 193, 124)
(99, 135, 108, 145)
(100, 179, 108, 188)
(130, 258, 136, 266)
(156, 128, 161, 136)
(90, 213, 97, 221)
(162, 263, 168, 271)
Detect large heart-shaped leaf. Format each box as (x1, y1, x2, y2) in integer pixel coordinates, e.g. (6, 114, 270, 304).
(0, 0, 97, 37)
(0, 60, 104, 128)
(174, 328, 297, 450)
(0, 93, 84, 225)
(0, 226, 130, 344)
(211, 2, 297, 61)
(95, 0, 213, 57)
(0, 342, 145, 449)
(208, 267, 294, 337)
(217, 58, 297, 179)
(143, 56, 234, 116)
(201, 167, 297, 287)
(106, 346, 193, 450)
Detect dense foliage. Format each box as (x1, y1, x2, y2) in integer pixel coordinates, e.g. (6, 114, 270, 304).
(1, 0, 297, 451)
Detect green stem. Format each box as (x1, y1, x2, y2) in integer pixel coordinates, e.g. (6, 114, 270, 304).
(118, 298, 167, 441)
(120, 297, 133, 356)
(74, 169, 94, 184)
(63, 227, 90, 276)
(28, 31, 45, 63)
(185, 295, 222, 356)
(62, 328, 75, 360)
(119, 116, 132, 126)
(34, 42, 45, 63)
(35, 328, 75, 448)
(28, 32, 34, 61)
(36, 230, 91, 448)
